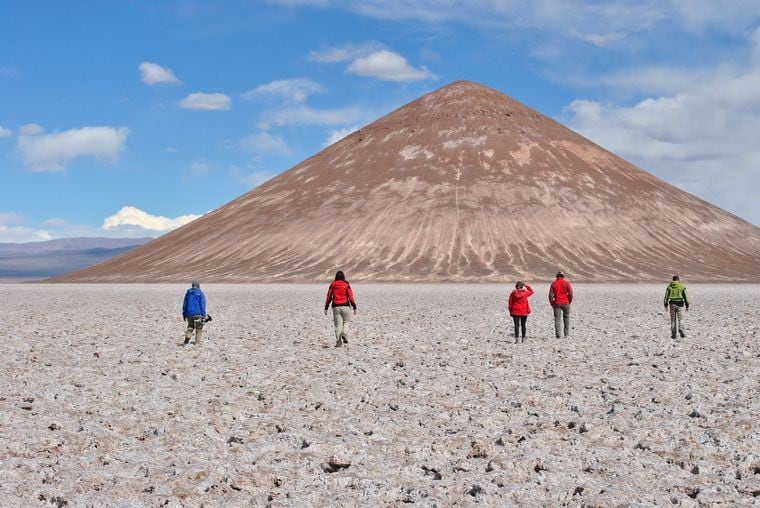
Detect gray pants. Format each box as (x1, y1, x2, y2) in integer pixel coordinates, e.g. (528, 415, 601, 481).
(553, 305, 571, 338)
(332, 306, 352, 345)
(185, 315, 204, 344)
(669, 304, 685, 335)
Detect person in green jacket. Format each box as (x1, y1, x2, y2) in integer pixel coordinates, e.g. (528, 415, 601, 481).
(664, 275, 689, 339)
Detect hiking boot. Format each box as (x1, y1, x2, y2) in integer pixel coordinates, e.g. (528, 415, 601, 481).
(183, 337, 190, 345)
(341, 334, 348, 344)
(671, 332, 677, 339)
(679, 329, 686, 338)
(335, 341, 342, 347)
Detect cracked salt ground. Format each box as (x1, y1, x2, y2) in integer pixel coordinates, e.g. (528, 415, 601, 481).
(0, 283, 758, 505)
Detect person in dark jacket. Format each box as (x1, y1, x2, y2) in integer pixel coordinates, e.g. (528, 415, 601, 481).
(324, 271, 357, 347)
(549, 271, 574, 338)
(664, 275, 689, 338)
(182, 280, 207, 345)
(508, 281, 534, 343)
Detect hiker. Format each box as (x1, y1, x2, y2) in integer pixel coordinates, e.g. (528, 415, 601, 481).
(664, 275, 689, 338)
(549, 271, 574, 338)
(182, 280, 207, 345)
(508, 281, 534, 343)
(324, 271, 357, 347)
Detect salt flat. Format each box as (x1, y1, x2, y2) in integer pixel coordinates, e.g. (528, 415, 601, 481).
(1, 284, 758, 506)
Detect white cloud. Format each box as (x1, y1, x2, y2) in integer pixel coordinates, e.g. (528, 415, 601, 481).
(273, 1, 760, 38)
(0, 67, 18, 77)
(139, 61, 180, 85)
(347, 50, 434, 81)
(0, 212, 53, 242)
(563, 34, 760, 224)
(591, 66, 711, 95)
(164, 146, 179, 153)
(309, 42, 384, 63)
(19, 123, 45, 135)
(239, 131, 291, 155)
(189, 159, 216, 176)
(0, 213, 178, 242)
(257, 105, 362, 129)
(39, 218, 104, 237)
(0, 126, 11, 138)
(0, 225, 52, 243)
(0, 212, 25, 226)
(571, 30, 625, 47)
(242, 78, 323, 102)
(16, 126, 129, 172)
(323, 125, 359, 147)
(102, 206, 202, 233)
(309, 42, 434, 82)
(180, 92, 231, 111)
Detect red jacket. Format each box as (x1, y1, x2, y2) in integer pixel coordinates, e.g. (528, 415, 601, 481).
(508, 286, 534, 316)
(549, 278, 573, 306)
(325, 280, 357, 310)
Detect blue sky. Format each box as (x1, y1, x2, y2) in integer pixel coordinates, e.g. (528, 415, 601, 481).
(2, 1, 760, 242)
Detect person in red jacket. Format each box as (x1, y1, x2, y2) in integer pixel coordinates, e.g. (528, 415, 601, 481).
(549, 271, 574, 338)
(508, 281, 534, 343)
(324, 270, 357, 347)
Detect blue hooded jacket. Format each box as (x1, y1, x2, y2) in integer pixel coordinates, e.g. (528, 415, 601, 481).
(182, 287, 206, 318)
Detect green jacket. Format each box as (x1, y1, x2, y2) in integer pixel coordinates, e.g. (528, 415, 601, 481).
(664, 281, 689, 306)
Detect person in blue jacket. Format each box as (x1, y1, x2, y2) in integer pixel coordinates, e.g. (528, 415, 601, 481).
(182, 280, 207, 345)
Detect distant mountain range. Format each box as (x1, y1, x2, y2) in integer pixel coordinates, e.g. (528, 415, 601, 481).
(0, 237, 152, 280)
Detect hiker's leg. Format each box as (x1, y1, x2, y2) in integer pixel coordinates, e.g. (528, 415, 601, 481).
(669, 304, 678, 335)
(332, 307, 343, 345)
(185, 315, 200, 343)
(553, 307, 562, 338)
(520, 316, 527, 338)
(195, 318, 204, 345)
(185, 318, 194, 341)
(340, 307, 352, 342)
(512, 316, 520, 338)
(563, 305, 571, 337)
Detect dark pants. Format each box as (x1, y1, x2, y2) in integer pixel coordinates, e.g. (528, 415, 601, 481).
(185, 315, 204, 344)
(512, 315, 527, 338)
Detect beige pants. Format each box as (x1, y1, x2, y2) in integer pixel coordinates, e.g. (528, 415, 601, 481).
(185, 315, 204, 344)
(669, 304, 685, 335)
(332, 306, 352, 345)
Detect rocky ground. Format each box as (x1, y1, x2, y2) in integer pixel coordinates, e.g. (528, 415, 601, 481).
(0, 283, 758, 506)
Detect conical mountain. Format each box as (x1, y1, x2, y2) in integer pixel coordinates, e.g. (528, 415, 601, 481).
(57, 81, 760, 282)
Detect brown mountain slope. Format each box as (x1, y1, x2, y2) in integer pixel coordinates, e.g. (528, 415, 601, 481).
(56, 81, 760, 282)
